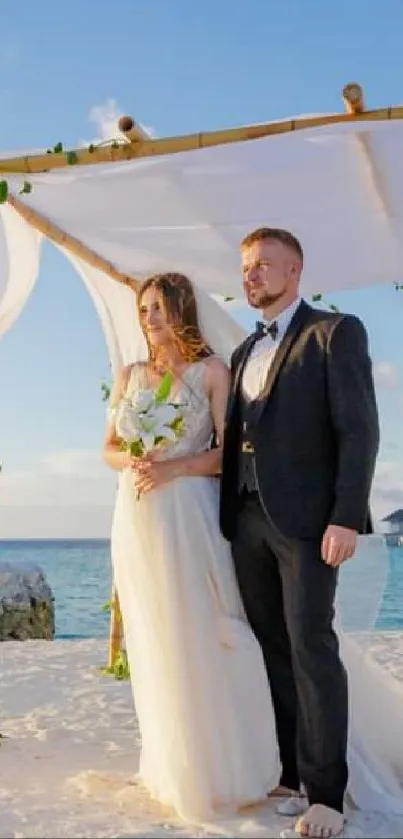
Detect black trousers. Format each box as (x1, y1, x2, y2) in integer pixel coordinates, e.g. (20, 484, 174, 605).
(232, 493, 348, 813)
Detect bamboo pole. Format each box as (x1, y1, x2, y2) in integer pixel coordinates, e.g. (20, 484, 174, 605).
(118, 115, 151, 143)
(108, 585, 124, 669)
(342, 82, 365, 114)
(7, 194, 140, 292)
(1, 104, 403, 176)
(109, 584, 123, 668)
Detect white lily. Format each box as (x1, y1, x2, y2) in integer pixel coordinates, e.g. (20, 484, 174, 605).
(116, 399, 182, 452)
(131, 388, 155, 413)
(136, 404, 181, 451)
(113, 369, 185, 464)
(115, 402, 142, 442)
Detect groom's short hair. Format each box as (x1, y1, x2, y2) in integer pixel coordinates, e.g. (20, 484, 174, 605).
(241, 227, 304, 264)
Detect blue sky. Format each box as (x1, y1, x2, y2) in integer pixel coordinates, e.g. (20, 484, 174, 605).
(0, 0, 403, 536)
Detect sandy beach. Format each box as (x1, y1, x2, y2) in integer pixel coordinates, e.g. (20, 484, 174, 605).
(1, 634, 403, 839)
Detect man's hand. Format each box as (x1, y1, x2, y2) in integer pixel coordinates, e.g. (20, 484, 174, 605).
(321, 524, 358, 567)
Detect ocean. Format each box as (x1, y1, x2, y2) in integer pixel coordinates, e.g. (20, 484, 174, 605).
(0, 539, 402, 638)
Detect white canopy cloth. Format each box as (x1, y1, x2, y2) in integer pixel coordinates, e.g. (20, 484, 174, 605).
(0, 203, 41, 338)
(1, 115, 403, 364)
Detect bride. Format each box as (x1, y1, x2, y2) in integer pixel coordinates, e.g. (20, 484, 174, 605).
(103, 271, 281, 821)
(104, 271, 403, 832)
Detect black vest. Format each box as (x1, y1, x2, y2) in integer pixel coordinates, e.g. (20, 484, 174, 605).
(238, 394, 262, 493)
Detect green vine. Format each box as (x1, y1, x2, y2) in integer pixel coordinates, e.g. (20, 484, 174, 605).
(101, 382, 111, 402)
(100, 648, 130, 681)
(311, 293, 340, 312)
(0, 135, 126, 205)
(0, 179, 32, 203)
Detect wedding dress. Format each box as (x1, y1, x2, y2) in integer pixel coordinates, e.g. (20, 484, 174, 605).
(111, 360, 281, 822)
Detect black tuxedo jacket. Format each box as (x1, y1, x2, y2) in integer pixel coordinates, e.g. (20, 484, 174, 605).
(220, 301, 379, 542)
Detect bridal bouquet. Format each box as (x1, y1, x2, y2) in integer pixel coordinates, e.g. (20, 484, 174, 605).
(115, 371, 185, 459)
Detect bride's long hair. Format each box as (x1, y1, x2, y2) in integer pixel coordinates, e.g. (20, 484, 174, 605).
(138, 272, 213, 365)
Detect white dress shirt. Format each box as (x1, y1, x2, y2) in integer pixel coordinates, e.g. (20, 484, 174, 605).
(241, 298, 302, 402)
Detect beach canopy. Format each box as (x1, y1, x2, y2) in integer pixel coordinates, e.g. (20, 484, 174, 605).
(1, 82, 403, 375)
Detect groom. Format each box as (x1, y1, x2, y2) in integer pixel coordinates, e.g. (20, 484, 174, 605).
(220, 227, 380, 837)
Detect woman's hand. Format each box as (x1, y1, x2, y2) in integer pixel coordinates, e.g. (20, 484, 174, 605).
(133, 456, 180, 496)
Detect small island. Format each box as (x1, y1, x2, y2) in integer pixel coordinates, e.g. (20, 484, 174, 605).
(382, 509, 403, 547)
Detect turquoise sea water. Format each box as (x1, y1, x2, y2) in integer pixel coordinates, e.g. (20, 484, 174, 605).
(0, 539, 402, 638)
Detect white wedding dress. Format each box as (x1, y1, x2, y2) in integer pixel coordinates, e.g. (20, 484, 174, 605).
(111, 358, 403, 830)
(111, 360, 281, 822)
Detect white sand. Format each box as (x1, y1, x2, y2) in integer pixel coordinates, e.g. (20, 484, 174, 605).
(1, 634, 403, 839)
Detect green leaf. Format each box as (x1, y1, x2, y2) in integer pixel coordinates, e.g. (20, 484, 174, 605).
(0, 181, 8, 203)
(224, 296, 235, 302)
(129, 440, 144, 457)
(88, 143, 96, 153)
(18, 181, 32, 195)
(329, 303, 340, 312)
(101, 382, 111, 402)
(312, 293, 322, 302)
(154, 370, 174, 403)
(170, 416, 184, 435)
(66, 151, 78, 165)
(53, 142, 63, 153)
(120, 438, 144, 458)
(99, 649, 130, 681)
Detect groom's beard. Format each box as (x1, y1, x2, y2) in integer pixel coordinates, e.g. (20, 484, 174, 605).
(247, 289, 285, 309)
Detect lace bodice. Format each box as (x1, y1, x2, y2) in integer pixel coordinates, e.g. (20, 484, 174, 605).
(124, 361, 214, 459)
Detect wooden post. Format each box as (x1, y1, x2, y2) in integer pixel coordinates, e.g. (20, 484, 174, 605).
(342, 82, 365, 114)
(118, 115, 151, 143)
(108, 584, 124, 668)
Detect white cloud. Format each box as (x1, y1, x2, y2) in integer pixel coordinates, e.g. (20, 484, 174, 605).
(85, 98, 156, 145)
(0, 505, 113, 539)
(374, 361, 400, 390)
(0, 449, 116, 509)
(0, 449, 117, 537)
(87, 98, 125, 143)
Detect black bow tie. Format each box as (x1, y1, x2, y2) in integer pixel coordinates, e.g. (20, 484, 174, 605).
(255, 320, 279, 341)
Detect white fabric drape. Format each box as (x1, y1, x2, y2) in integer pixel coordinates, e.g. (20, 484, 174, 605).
(0, 203, 42, 340)
(2, 116, 403, 311)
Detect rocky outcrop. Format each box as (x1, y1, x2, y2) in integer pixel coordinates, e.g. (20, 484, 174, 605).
(0, 562, 55, 641)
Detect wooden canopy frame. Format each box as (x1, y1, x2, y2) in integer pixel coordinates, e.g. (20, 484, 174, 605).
(1, 82, 400, 668)
(0, 81, 393, 302)
(0, 82, 399, 177)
